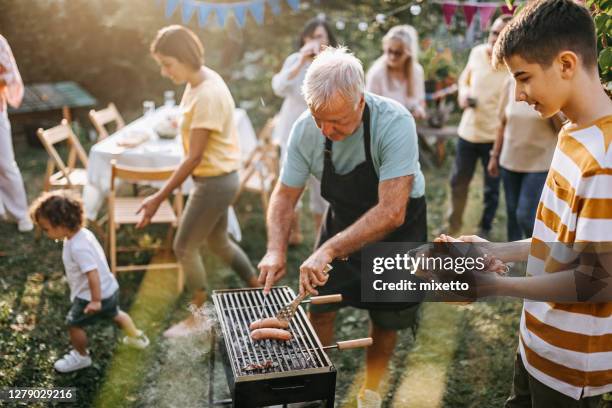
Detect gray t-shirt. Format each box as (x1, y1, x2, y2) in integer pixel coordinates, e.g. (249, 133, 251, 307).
(280, 92, 425, 197)
(62, 228, 119, 302)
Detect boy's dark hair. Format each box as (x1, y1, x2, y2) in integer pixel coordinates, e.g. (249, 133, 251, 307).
(150, 25, 204, 70)
(493, 0, 597, 70)
(30, 190, 84, 232)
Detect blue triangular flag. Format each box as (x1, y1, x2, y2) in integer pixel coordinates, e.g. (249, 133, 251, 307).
(268, 0, 281, 15)
(233, 3, 248, 27)
(165, 0, 181, 18)
(248, 0, 265, 25)
(181, 0, 197, 23)
(214, 5, 230, 27)
(286, 0, 299, 11)
(197, 3, 213, 26)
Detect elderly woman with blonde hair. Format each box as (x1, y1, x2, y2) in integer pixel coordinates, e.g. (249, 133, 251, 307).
(366, 25, 426, 120)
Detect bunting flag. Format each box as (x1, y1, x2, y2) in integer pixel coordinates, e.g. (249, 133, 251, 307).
(197, 3, 213, 26)
(165, 0, 180, 18)
(436, 1, 523, 31)
(268, 0, 281, 15)
(462, 4, 478, 28)
(233, 3, 248, 27)
(214, 4, 230, 26)
(442, 3, 458, 27)
(181, 0, 197, 23)
(159, 0, 298, 28)
(479, 5, 497, 30)
(286, 0, 299, 11)
(500, 4, 515, 14)
(248, 1, 265, 24)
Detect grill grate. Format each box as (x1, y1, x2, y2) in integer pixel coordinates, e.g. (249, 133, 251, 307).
(213, 287, 332, 377)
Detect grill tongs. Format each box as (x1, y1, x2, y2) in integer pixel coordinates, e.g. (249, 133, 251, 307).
(276, 264, 334, 323)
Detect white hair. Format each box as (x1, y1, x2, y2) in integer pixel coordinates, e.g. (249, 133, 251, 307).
(301, 46, 365, 111)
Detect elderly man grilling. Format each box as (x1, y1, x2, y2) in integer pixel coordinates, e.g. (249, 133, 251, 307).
(258, 47, 426, 407)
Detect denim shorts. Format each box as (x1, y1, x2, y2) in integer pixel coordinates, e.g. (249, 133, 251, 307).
(65, 290, 120, 327)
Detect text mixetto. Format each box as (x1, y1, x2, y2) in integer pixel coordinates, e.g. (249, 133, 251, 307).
(373, 279, 470, 292)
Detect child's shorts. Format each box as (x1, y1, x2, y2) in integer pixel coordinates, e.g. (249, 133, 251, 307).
(65, 290, 120, 327)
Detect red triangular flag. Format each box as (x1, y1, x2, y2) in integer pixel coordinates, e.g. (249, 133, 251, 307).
(479, 5, 497, 31)
(463, 4, 478, 28)
(442, 3, 458, 27)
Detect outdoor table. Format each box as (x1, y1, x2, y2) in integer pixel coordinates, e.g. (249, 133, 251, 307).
(417, 125, 458, 167)
(83, 105, 257, 241)
(8, 81, 97, 118)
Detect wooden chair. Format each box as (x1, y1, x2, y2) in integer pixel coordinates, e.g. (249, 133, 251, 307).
(89, 103, 125, 142)
(237, 117, 280, 212)
(108, 160, 184, 292)
(37, 119, 89, 192)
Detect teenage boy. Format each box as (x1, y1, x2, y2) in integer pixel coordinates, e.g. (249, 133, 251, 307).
(440, 1, 612, 406)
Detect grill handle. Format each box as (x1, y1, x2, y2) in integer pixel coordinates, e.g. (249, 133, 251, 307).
(324, 337, 373, 351)
(303, 294, 343, 305)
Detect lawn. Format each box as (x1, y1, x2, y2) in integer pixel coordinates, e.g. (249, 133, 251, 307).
(0, 127, 522, 408)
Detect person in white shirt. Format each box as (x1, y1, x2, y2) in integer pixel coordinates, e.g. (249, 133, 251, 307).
(0, 34, 31, 232)
(366, 25, 427, 120)
(271, 18, 337, 244)
(30, 191, 149, 373)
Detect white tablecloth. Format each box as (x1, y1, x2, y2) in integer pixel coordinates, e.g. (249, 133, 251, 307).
(83, 105, 258, 241)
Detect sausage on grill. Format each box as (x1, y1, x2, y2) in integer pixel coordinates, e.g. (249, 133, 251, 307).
(249, 317, 289, 330)
(250, 328, 293, 341)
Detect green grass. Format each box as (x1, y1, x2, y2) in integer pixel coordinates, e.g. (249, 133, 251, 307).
(0, 135, 522, 407)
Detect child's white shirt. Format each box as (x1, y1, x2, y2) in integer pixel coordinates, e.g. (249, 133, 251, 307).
(62, 228, 118, 302)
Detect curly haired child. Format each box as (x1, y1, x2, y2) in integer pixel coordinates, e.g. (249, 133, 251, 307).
(30, 190, 149, 373)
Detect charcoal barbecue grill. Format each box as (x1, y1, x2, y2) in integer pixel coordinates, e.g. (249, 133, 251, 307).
(210, 286, 372, 407)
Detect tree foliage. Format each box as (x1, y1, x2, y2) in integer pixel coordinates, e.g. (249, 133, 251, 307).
(1, 0, 473, 128)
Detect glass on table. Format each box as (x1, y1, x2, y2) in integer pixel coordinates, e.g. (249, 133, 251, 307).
(143, 100, 156, 116)
(164, 90, 176, 107)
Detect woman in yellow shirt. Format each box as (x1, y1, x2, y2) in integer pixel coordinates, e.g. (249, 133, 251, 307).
(138, 25, 259, 337)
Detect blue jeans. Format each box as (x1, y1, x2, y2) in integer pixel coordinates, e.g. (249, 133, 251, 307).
(501, 168, 548, 241)
(448, 138, 500, 232)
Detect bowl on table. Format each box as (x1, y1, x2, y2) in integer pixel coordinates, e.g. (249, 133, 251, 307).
(154, 116, 179, 139)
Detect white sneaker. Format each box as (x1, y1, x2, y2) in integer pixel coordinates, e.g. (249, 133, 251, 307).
(54, 350, 92, 373)
(122, 331, 150, 349)
(17, 219, 33, 232)
(357, 389, 382, 408)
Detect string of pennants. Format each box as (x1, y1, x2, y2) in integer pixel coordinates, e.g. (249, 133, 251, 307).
(159, 0, 300, 27)
(434, 1, 517, 30)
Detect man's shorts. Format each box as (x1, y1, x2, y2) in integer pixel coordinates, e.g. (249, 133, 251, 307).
(309, 300, 421, 331)
(65, 290, 120, 327)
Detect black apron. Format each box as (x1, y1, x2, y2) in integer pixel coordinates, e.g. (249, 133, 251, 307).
(316, 103, 427, 310)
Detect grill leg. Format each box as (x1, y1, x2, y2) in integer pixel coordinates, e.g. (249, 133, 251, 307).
(209, 330, 216, 408)
(325, 382, 335, 408)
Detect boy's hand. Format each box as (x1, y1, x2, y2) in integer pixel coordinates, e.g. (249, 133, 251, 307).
(84, 301, 102, 314)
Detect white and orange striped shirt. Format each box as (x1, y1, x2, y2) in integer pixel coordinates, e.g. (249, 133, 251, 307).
(522, 115, 612, 399)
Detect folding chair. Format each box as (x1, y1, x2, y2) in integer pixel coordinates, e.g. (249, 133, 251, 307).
(89, 102, 125, 142)
(237, 117, 280, 212)
(108, 160, 184, 292)
(37, 119, 89, 192)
